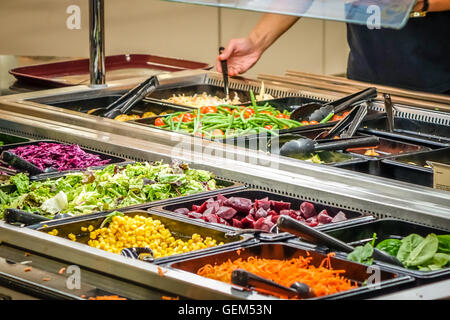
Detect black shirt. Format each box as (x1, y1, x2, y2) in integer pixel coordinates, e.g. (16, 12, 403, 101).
(346, 11, 450, 94)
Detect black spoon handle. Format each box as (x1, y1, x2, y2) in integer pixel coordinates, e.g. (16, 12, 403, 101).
(1, 151, 44, 176)
(219, 47, 229, 98)
(277, 216, 405, 267)
(277, 215, 355, 252)
(231, 269, 299, 298)
(4, 208, 50, 226)
(332, 87, 377, 115)
(384, 93, 394, 132)
(314, 136, 379, 152)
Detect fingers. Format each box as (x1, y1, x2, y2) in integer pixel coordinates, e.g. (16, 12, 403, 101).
(218, 40, 237, 61)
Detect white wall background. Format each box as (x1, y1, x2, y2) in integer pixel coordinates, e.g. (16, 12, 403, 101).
(0, 0, 349, 78)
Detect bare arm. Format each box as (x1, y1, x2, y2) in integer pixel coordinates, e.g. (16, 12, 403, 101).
(414, 0, 450, 12)
(247, 13, 300, 55)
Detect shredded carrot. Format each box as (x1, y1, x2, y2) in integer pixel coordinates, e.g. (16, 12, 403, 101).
(42, 277, 51, 281)
(24, 267, 32, 272)
(88, 295, 126, 300)
(58, 267, 66, 275)
(197, 253, 357, 299)
(237, 249, 241, 256)
(158, 266, 167, 277)
(162, 296, 180, 300)
(80, 295, 86, 299)
(24, 252, 31, 257)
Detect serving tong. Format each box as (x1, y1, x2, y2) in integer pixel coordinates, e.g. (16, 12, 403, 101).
(231, 269, 315, 299)
(88, 75, 160, 119)
(218, 47, 230, 100)
(277, 215, 404, 267)
(1, 150, 57, 176)
(290, 87, 377, 123)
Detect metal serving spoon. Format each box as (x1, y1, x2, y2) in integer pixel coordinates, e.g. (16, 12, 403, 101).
(277, 215, 404, 267)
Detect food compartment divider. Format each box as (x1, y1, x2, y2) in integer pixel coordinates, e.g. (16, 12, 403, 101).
(319, 218, 450, 281)
(382, 146, 450, 174)
(164, 242, 414, 299)
(151, 189, 375, 235)
(360, 115, 450, 144)
(35, 209, 257, 266)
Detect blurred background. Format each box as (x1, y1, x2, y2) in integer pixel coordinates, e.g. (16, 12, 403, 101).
(0, 0, 349, 78)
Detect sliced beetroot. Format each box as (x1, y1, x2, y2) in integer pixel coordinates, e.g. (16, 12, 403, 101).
(216, 193, 228, 205)
(232, 218, 243, 228)
(270, 215, 280, 224)
(216, 206, 237, 220)
(187, 212, 203, 219)
(202, 206, 217, 216)
(270, 200, 291, 212)
(306, 216, 319, 227)
(173, 208, 189, 215)
(300, 202, 316, 219)
(331, 211, 347, 223)
(195, 201, 208, 213)
(289, 211, 300, 220)
(217, 217, 230, 226)
(267, 210, 278, 216)
(279, 209, 291, 216)
(224, 197, 253, 213)
(255, 207, 268, 219)
(191, 204, 200, 212)
(241, 215, 255, 228)
(317, 210, 333, 224)
(254, 217, 275, 232)
(206, 201, 220, 212)
(203, 213, 219, 223)
(255, 198, 271, 211)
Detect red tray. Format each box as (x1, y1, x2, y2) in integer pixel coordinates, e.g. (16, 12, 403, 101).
(9, 54, 212, 88)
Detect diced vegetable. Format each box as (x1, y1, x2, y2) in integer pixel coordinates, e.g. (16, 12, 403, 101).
(170, 194, 348, 231)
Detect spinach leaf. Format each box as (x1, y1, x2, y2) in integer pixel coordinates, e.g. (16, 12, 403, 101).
(403, 233, 439, 267)
(347, 242, 374, 266)
(396, 233, 424, 263)
(437, 235, 450, 254)
(376, 238, 402, 257)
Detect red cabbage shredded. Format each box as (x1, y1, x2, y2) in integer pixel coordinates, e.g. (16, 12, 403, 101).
(9, 142, 111, 171)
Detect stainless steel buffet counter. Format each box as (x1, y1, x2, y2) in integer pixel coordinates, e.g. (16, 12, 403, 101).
(0, 66, 449, 300)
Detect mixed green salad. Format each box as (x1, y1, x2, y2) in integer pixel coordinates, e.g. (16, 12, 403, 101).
(0, 161, 218, 219)
(347, 233, 450, 271)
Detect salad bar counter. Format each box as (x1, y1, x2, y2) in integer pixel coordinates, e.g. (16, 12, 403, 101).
(0, 70, 449, 300)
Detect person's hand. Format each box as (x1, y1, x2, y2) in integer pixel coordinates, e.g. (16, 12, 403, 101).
(216, 37, 263, 76)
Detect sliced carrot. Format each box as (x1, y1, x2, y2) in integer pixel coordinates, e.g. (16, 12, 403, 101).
(197, 253, 356, 299)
